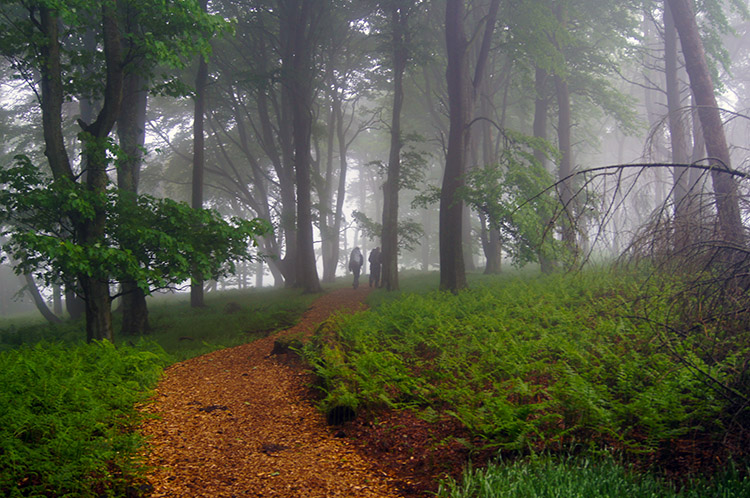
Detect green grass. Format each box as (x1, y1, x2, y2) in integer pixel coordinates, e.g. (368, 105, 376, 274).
(130, 286, 317, 361)
(437, 456, 750, 498)
(0, 284, 318, 496)
(0, 286, 317, 360)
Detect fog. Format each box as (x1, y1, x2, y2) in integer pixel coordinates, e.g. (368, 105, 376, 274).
(1, 0, 749, 325)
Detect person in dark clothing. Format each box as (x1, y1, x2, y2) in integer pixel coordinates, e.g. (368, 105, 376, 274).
(369, 247, 382, 288)
(348, 247, 364, 289)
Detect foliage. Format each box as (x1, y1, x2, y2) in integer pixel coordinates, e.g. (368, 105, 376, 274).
(459, 133, 561, 266)
(0, 0, 230, 101)
(0, 340, 168, 497)
(304, 270, 732, 453)
(0, 155, 272, 294)
(436, 455, 750, 498)
(351, 210, 424, 251)
(369, 132, 431, 190)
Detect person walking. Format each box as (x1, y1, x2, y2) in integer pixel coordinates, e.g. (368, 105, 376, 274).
(368, 247, 382, 288)
(348, 247, 364, 289)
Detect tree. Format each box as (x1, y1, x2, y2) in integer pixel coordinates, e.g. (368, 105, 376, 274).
(312, 5, 374, 284)
(380, 1, 416, 291)
(439, 0, 500, 292)
(116, 69, 150, 334)
(191, 0, 210, 308)
(0, 157, 271, 323)
(462, 136, 558, 268)
(204, 1, 292, 287)
(666, 0, 745, 248)
(0, 0, 231, 340)
(280, 0, 324, 293)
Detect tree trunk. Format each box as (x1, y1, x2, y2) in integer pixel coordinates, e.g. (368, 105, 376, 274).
(667, 0, 744, 247)
(554, 73, 577, 262)
(439, 0, 470, 292)
(475, 52, 502, 275)
(22, 274, 62, 324)
(288, 0, 322, 293)
(533, 66, 555, 273)
(38, 3, 122, 341)
(320, 97, 338, 284)
(483, 228, 502, 274)
(78, 2, 124, 342)
(39, 7, 73, 182)
(328, 89, 350, 284)
(664, 1, 691, 249)
(118, 71, 150, 335)
(439, 0, 498, 291)
(381, 5, 408, 292)
(191, 0, 209, 307)
(52, 284, 62, 316)
(553, 5, 578, 267)
(82, 278, 113, 342)
(277, 6, 300, 287)
(254, 75, 296, 286)
(65, 287, 85, 320)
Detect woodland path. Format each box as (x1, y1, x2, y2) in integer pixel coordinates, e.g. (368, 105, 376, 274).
(140, 286, 406, 498)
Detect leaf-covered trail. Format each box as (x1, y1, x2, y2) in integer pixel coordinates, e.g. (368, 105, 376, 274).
(141, 286, 402, 497)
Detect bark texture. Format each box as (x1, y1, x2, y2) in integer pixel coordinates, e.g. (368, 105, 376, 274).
(191, 0, 209, 307)
(664, 1, 691, 249)
(439, 0, 499, 291)
(381, 4, 408, 292)
(118, 71, 150, 335)
(667, 0, 744, 247)
(284, 0, 322, 293)
(439, 0, 470, 292)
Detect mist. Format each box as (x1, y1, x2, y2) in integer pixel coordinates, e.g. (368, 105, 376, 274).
(0, 0, 748, 328)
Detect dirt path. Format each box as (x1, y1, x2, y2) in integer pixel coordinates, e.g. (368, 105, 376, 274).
(141, 286, 403, 497)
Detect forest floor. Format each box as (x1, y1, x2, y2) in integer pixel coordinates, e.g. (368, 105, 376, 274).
(140, 286, 479, 497)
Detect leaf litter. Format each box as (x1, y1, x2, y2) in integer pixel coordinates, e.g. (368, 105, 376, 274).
(139, 287, 436, 497)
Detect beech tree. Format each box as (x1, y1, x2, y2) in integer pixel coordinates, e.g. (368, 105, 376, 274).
(0, 0, 238, 340)
(312, 5, 374, 284)
(440, 0, 500, 292)
(116, 69, 149, 334)
(0, 157, 270, 331)
(279, 0, 325, 293)
(191, 0, 210, 307)
(667, 0, 745, 248)
(379, 1, 419, 291)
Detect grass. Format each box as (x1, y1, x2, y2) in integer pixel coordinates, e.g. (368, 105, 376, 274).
(129, 286, 317, 361)
(436, 455, 750, 498)
(0, 286, 317, 360)
(0, 284, 318, 496)
(2, 270, 747, 495)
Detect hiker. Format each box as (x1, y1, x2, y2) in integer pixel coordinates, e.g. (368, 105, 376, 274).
(369, 247, 382, 288)
(348, 247, 364, 289)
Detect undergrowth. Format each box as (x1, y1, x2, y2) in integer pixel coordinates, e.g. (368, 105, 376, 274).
(303, 270, 735, 454)
(0, 285, 315, 496)
(0, 340, 168, 497)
